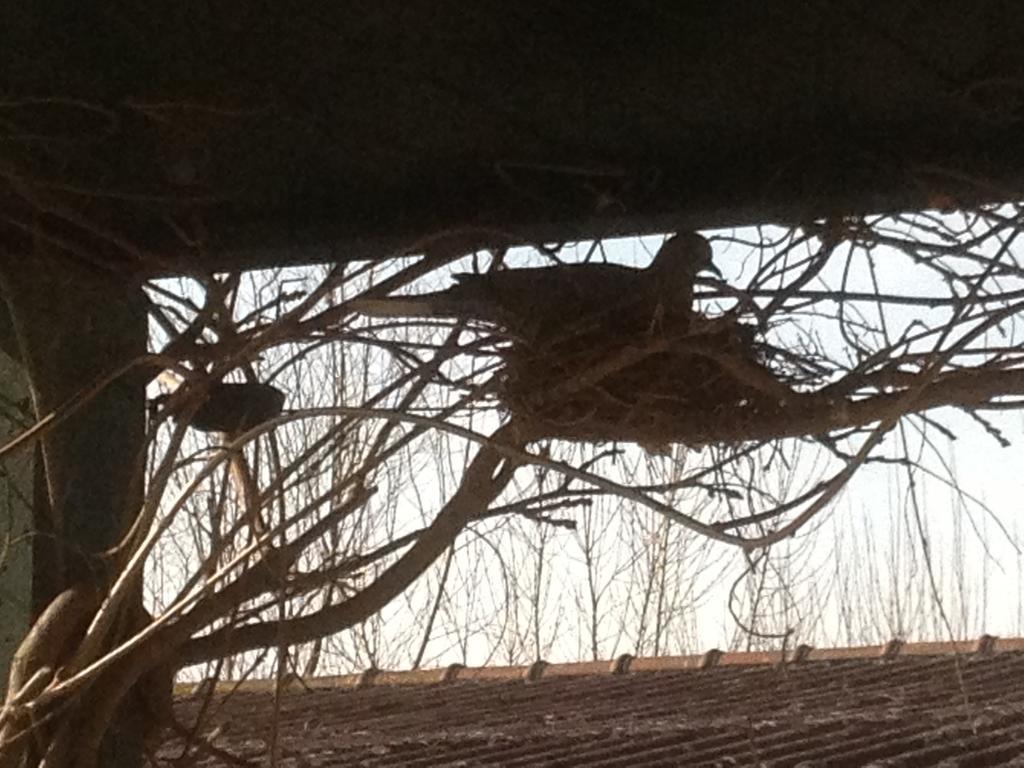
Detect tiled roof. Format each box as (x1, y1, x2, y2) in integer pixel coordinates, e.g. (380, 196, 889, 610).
(162, 636, 1024, 767)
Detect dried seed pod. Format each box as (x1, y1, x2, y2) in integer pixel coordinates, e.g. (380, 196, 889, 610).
(188, 381, 286, 434)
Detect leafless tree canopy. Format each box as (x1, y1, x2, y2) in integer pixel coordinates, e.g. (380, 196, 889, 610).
(4, 205, 1024, 766)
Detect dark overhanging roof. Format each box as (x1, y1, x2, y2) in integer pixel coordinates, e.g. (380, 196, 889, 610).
(5, 3, 1024, 273)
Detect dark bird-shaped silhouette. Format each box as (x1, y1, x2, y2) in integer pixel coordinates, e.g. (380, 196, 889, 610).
(187, 381, 286, 434)
(353, 232, 720, 343)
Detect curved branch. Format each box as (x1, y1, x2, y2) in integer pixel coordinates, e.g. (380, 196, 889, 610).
(180, 421, 525, 663)
(536, 367, 1024, 445)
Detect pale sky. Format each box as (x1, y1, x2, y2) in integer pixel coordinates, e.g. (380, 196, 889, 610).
(157, 217, 1024, 676)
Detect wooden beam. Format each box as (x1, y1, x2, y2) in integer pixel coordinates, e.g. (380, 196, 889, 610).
(0, 242, 148, 767)
(0, 344, 32, 696)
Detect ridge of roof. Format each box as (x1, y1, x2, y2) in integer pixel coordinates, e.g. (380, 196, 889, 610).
(178, 634, 1024, 697)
